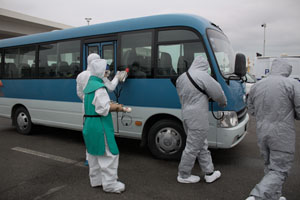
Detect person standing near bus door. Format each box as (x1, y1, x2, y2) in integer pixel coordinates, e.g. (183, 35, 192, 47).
(76, 53, 127, 165)
(77, 53, 127, 100)
(246, 58, 300, 200)
(176, 56, 227, 184)
(76, 53, 100, 166)
(83, 58, 130, 193)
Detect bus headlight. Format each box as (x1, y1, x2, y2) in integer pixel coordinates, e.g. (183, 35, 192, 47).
(218, 111, 238, 128)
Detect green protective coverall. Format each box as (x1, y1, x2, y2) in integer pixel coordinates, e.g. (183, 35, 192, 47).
(83, 76, 119, 156)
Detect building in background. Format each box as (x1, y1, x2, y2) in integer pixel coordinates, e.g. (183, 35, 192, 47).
(251, 55, 300, 80)
(0, 8, 72, 39)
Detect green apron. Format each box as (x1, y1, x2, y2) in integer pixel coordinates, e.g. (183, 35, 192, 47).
(83, 76, 119, 156)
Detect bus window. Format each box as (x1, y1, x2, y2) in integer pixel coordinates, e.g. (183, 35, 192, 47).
(57, 40, 80, 78)
(19, 46, 36, 78)
(157, 29, 208, 76)
(88, 46, 99, 55)
(102, 44, 115, 80)
(207, 29, 235, 76)
(103, 45, 114, 66)
(38, 40, 80, 78)
(120, 31, 152, 78)
(4, 48, 20, 79)
(39, 43, 58, 78)
(158, 29, 199, 42)
(3, 46, 36, 79)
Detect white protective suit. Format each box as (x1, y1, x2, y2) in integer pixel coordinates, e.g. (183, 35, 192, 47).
(247, 58, 300, 200)
(75, 53, 121, 176)
(177, 56, 227, 180)
(76, 53, 119, 101)
(76, 54, 101, 163)
(86, 59, 125, 193)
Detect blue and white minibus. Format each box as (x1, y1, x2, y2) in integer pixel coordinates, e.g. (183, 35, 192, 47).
(0, 14, 249, 159)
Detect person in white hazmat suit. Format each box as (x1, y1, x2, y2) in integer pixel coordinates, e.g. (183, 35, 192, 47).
(76, 53, 127, 165)
(246, 58, 300, 200)
(83, 58, 130, 193)
(76, 53, 127, 101)
(176, 56, 227, 184)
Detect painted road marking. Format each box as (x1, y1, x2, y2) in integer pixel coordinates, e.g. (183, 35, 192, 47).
(12, 147, 86, 167)
(33, 185, 66, 200)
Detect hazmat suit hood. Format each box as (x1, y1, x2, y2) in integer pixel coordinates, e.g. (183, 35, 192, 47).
(188, 56, 209, 73)
(270, 58, 292, 77)
(89, 59, 107, 79)
(87, 53, 101, 71)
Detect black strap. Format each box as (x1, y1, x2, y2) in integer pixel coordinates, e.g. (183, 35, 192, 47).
(186, 71, 208, 97)
(84, 115, 102, 118)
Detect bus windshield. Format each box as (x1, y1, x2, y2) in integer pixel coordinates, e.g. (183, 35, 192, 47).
(207, 29, 235, 77)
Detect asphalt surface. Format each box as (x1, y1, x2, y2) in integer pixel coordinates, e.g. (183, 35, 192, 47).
(0, 116, 299, 200)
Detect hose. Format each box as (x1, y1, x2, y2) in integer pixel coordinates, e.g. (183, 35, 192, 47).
(210, 101, 224, 120)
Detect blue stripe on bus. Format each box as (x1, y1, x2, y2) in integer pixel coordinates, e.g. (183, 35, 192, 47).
(111, 79, 181, 108)
(0, 79, 181, 108)
(0, 78, 246, 111)
(0, 79, 80, 102)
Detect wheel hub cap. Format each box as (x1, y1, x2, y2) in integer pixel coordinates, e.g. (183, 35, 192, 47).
(155, 128, 182, 155)
(17, 112, 28, 130)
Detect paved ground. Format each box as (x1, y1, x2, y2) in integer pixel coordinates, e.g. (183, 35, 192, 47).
(0, 116, 299, 200)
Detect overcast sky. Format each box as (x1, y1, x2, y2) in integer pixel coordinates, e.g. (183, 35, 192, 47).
(1, 0, 300, 64)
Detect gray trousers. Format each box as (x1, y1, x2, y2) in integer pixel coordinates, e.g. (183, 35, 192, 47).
(250, 147, 294, 200)
(178, 123, 214, 178)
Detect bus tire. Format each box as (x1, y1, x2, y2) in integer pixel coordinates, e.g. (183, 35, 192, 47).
(147, 119, 186, 160)
(13, 107, 33, 135)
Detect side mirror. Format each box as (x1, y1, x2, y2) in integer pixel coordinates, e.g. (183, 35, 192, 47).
(234, 53, 246, 77)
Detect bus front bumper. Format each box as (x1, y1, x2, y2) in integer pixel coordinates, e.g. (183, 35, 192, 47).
(216, 113, 249, 148)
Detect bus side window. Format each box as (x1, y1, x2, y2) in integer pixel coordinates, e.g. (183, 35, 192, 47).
(156, 29, 210, 77)
(39, 44, 58, 78)
(4, 48, 20, 79)
(177, 56, 188, 75)
(38, 40, 80, 78)
(158, 52, 177, 76)
(19, 45, 36, 78)
(102, 44, 115, 80)
(57, 40, 80, 78)
(120, 31, 152, 78)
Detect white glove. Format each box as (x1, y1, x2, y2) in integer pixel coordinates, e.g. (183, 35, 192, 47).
(115, 71, 121, 79)
(122, 106, 132, 113)
(118, 71, 128, 82)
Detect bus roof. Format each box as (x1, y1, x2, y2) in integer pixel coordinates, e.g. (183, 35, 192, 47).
(0, 14, 220, 48)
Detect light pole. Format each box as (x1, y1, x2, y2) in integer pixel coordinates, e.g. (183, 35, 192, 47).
(85, 18, 92, 25)
(261, 23, 266, 56)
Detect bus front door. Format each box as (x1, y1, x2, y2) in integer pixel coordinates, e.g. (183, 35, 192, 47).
(85, 41, 122, 133)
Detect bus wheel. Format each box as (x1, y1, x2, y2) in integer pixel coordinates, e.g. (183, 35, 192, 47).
(13, 107, 32, 135)
(148, 119, 186, 160)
